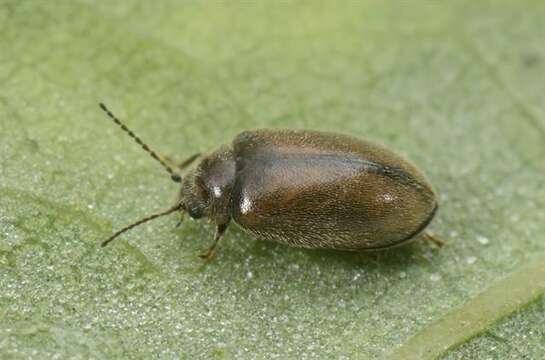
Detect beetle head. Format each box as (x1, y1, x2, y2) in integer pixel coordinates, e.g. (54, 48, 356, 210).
(99, 104, 236, 246)
(179, 171, 208, 220)
(179, 146, 236, 225)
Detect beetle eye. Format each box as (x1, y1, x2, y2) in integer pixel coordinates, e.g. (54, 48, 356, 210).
(187, 206, 203, 219)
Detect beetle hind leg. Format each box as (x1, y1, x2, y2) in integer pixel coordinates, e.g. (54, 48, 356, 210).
(422, 233, 445, 248)
(199, 223, 229, 261)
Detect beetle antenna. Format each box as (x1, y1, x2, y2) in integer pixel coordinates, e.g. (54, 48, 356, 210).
(102, 203, 183, 247)
(99, 103, 182, 183)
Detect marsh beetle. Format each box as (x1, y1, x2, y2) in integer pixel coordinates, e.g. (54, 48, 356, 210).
(99, 103, 440, 259)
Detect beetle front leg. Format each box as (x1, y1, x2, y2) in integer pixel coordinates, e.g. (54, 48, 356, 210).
(174, 211, 185, 228)
(199, 223, 228, 261)
(178, 153, 201, 170)
(159, 153, 201, 172)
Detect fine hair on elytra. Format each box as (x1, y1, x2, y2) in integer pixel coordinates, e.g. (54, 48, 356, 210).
(98, 103, 183, 247)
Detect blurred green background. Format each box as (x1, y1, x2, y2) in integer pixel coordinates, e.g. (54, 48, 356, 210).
(1, 1, 544, 359)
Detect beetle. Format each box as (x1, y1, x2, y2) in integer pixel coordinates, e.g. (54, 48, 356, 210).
(99, 103, 441, 259)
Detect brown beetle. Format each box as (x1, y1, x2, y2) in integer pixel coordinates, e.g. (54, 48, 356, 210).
(99, 104, 440, 259)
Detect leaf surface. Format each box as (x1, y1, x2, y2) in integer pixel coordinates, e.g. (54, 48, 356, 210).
(1, 1, 544, 358)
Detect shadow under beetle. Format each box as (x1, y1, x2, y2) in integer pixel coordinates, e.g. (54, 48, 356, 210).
(99, 103, 441, 260)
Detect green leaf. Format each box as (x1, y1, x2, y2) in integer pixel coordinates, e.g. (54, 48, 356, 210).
(1, 1, 544, 359)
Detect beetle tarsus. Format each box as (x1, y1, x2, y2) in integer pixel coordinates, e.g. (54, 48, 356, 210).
(174, 212, 185, 229)
(198, 249, 216, 261)
(198, 223, 228, 261)
(423, 233, 444, 248)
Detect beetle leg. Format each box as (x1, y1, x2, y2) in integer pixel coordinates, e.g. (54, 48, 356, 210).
(178, 153, 201, 170)
(158, 153, 201, 172)
(422, 233, 444, 248)
(199, 223, 228, 261)
(174, 211, 185, 228)
(158, 154, 178, 169)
